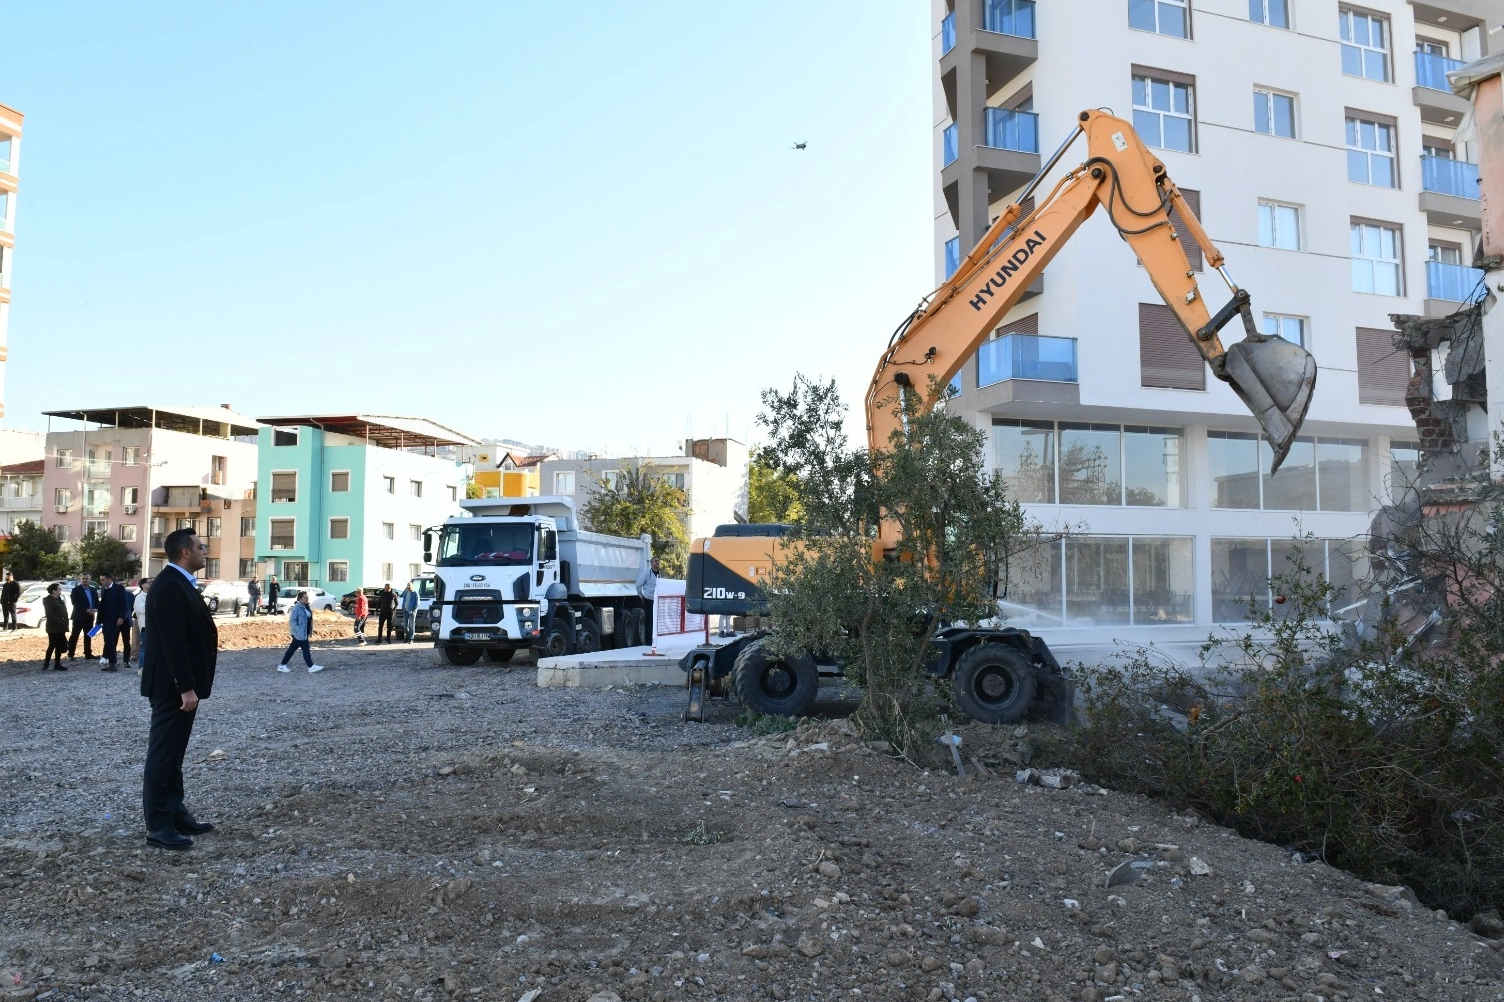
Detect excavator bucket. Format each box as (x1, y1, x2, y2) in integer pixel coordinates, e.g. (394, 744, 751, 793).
(1199, 289, 1317, 475)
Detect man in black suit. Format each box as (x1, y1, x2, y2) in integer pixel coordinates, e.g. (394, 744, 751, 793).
(1, 572, 20, 630)
(140, 529, 218, 850)
(69, 573, 98, 661)
(97, 570, 133, 672)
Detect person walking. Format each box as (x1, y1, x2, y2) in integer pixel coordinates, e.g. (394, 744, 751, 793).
(133, 577, 151, 672)
(245, 576, 260, 618)
(400, 582, 418, 642)
(277, 591, 323, 674)
(634, 555, 660, 645)
(352, 588, 369, 644)
(266, 575, 280, 615)
(375, 583, 396, 643)
(1, 572, 20, 631)
(68, 573, 98, 661)
(97, 571, 134, 672)
(42, 583, 69, 670)
(140, 528, 218, 851)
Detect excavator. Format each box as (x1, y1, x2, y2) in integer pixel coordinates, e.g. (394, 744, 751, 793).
(680, 109, 1318, 724)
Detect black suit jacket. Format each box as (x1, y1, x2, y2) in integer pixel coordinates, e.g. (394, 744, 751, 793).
(70, 583, 97, 622)
(99, 582, 132, 625)
(141, 567, 218, 702)
(1, 580, 19, 604)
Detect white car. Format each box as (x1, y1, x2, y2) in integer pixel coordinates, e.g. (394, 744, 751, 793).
(199, 579, 253, 616)
(13, 582, 54, 629)
(265, 585, 338, 613)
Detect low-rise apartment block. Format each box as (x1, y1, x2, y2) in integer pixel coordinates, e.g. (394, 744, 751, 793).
(0, 459, 42, 534)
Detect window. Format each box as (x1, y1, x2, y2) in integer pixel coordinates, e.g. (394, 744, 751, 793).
(1346, 115, 1396, 187)
(121, 486, 139, 506)
(1212, 539, 1369, 622)
(381, 562, 394, 582)
(211, 455, 227, 486)
(1388, 440, 1420, 496)
(447, 485, 458, 502)
(1428, 242, 1461, 267)
(205, 558, 220, 579)
(206, 517, 221, 538)
(273, 428, 298, 447)
(84, 519, 108, 537)
(1129, 0, 1189, 38)
(123, 447, 140, 466)
(54, 525, 70, 542)
(1257, 201, 1301, 250)
(383, 521, 395, 540)
(1004, 535, 1193, 627)
(661, 472, 687, 490)
(602, 470, 623, 490)
(56, 448, 72, 469)
(944, 237, 961, 280)
(409, 562, 422, 579)
(1262, 313, 1307, 347)
(1207, 432, 1369, 510)
(330, 471, 350, 492)
(269, 519, 295, 550)
(1253, 89, 1296, 138)
(993, 420, 1056, 503)
(1248, 0, 1288, 28)
(1339, 8, 1389, 82)
(175, 517, 197, 532)
(1139, 303, 1205, 390)
(554, 471, 576, 495)
(992, 421, 1184, 507)
(239, 558, 255, 579)
(54, 488, 70, 510)
(409, 523, 422, 541)
(1356, 326, 1410, 405)
(409, 480, 423, 498)
(120, 524, 138, 543)
(241, 516, 255, 536)
(330, 518, 350, 540)
(270, 472, 298, 503)
(1350, 222, 1402, 296)
(383, 476, 396, 494)
(1132, 72, 1195, 153)
(328, 561, 349, 583)
(85, 448, 110, 477)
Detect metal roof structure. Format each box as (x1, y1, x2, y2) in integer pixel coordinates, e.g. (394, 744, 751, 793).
(41, 405, 262, 439)
(253, 413, 480, 450)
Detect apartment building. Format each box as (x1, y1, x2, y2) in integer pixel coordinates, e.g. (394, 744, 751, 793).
(0, 102, 21, 423)
(40, 406, 261, 577)
(540, 438, 750, 542)
(933, 0, 1493, 648)
(461, 444, 554, 498)
(253, 414, 475, 589)
(0, 459, 43, 534)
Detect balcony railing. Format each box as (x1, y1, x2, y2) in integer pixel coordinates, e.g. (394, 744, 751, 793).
(149, 534, 165, 550)
(1427, 260, 1484, 302)
(1414, 50, 1464, 92)
(941, 12, 955, 54)
(985, 107, 1039, 153)
(0, 159, 10, 176)
(978, 333, 1077, 387)
(984, 0, 1036, 38)
(943, 123, 958, 166)
(1421, 155, 1480, 199)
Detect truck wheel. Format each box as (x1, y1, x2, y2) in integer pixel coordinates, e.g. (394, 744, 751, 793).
(485, 648, 515, 663)
(732, 640, 818, 718)
(952, 643, 1037, 724)
(540, 614, 573, 658)
(618, 609, 638, 648)
(631, 608, 647, 646)
(441, 644, 482, 666)
(576, 617, 601, 654)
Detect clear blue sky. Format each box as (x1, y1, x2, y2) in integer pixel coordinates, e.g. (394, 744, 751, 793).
(0, 1, 933, 456)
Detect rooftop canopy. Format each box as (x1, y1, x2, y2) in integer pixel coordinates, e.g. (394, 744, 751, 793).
(42, 406, 262, 439)
(254, 414, 479, 450)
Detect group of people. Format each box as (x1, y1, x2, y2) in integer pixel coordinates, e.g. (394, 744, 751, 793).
(6, 569, 152, 673)
(349, 582, 419, 646)
(244, 575, 281, 616)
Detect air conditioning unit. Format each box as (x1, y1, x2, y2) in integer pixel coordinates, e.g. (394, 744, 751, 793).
(123, 505, 138, 515)
(54, 504, 69, 513)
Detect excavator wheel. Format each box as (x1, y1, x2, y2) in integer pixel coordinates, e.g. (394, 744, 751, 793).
(732, 639, 818, 718)
(952, 642, 1036, 725)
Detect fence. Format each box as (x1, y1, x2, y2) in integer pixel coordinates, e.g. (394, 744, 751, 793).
(654, 579, 705, 637)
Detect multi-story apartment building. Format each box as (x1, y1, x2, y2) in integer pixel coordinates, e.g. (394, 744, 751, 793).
(933, 0, 1493, 650)
(0, 102, 22, 423)
(0, 459, 43, 534)
(40, 406, 261, 577)
(253, 414, 475, 589)
(540, 438, 749, 543)
(462, 444, 554, 498)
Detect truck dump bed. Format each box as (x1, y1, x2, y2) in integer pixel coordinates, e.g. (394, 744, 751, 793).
(559, 530, 648, 600)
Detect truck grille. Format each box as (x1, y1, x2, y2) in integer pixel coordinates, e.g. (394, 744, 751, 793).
(452, 589, 503, 625)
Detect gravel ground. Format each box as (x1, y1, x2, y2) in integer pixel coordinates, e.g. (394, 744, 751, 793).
(2, 639, 1502, 1002)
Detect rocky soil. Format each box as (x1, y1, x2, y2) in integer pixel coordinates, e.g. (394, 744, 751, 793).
(2, 639, 1502, 1002)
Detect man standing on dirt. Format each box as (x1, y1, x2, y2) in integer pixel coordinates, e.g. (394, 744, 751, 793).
(68, 573, 98, 661)
(140, 529, 218, 851)
(635, 555, 660, 645)
(246, 576, 260, 618)
(1, 572, 19, 630)
(376, 583, 397, 643)
(400, 581, 418, 642)
(97, 571, 133, 672)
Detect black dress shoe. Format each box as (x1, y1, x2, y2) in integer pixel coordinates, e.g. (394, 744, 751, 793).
(174, 815, 214, 835)
(146, 828, 194, 850)
(101, 665, 118, 672)
(53, 664, 68, 671)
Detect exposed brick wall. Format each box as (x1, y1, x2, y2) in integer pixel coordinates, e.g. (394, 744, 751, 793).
(1403, 347, 1458, 452)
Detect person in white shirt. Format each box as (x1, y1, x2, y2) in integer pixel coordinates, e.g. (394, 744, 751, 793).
(133, 578, 151, 673)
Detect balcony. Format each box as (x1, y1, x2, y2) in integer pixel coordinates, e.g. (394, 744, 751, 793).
(985, 107, 1038, 154)
(939, 1, 1037, 104)
(984, 0, 1035, 38)
(1419, 155, 1482, 231)
(943, 123, 958, 167)
(150, 533, 165, 551)
(978, 333, 1077, 387)
(1412, 52, 1470, 125)
(941, 12, 955, 54)
(1427, 260, 1484, 304)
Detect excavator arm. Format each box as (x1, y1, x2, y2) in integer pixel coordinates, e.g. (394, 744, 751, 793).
(867, 109, 1316, 549)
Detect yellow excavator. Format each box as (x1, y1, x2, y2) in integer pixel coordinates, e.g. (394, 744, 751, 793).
(680, 109, 1318, 723)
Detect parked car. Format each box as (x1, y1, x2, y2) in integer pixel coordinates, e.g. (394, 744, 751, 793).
(268, 585, 338, 612)
(199, 579, 252, 616)
(13, 581, 54, 629)
(340, 587, 382, 615)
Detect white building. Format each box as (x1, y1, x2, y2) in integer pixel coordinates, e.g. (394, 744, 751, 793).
(0, 101, 22, 427)
(0, 459, 42, 535)
(933, 0, 1492, 651)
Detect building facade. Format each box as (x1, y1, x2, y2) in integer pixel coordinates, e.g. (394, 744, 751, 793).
(0, 459, 43, 534)
(254, 415, 474, 589)
(933, 0, 1493, 649)
(40, 406, 261, 578)
(539, 438, 749, 543)
(0, 102, 22, 423)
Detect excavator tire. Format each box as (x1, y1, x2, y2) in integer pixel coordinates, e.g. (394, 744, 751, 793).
(732, 639, 819, 718)
(441, 643, 483, 667)
(952, 642, 1037, 725)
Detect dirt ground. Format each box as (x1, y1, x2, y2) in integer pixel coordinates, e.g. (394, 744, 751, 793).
(0, 610, 357, 663)
(2, 637, 1502, 1002)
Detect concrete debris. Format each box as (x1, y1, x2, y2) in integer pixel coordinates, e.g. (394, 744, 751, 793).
(1188, 856, 1212, 876)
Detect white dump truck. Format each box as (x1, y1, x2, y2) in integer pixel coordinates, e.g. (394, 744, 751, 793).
(423, 496, 652, 666)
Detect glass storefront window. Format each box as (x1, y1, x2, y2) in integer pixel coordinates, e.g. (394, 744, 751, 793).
(1261, 436, 1316, 510)
(1207, 431, 1261, 509)
(992, 421, 1055, 503)
(1065, 536, 1131, 625)
(1124, 426, 1184, 506)
(1388, 440, 1419, 500)
(1213, 538, 1371, 622)
(1000, 537, 1064, 627)
(1212, 538, 1271, 621)
(1058, 423, 1123, 505)
(1213, 432, 1371, 512)
(1316, 438, 1368, 511)
(1131, 536, 1194, 623)
(1004, 535, 1194, 627)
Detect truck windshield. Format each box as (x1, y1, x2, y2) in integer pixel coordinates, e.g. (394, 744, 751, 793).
(436, 524, 534, 567)
(413, 577, 435, 598)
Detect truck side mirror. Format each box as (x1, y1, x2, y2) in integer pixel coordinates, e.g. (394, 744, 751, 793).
(422, 530, 433, 564)
(542, 529, 557, 562)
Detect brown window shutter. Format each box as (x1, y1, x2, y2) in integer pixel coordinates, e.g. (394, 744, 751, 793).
(1356, 327, 1410, 405)
(1169, 188, 1202, 272)
(1139, 303, 1205, 390)
(996, 312, 1039, 338)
